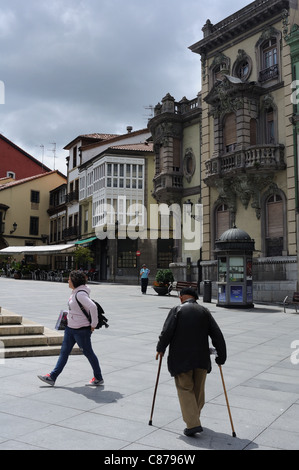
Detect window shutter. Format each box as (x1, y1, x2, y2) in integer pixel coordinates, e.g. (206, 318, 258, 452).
(216, 207, 230, 239)
(267, 200, 283, 237)
(173, 139, 181, 170)
(223, 113, 237, 150)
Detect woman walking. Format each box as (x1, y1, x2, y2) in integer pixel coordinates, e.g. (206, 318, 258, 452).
(38, 270, 104, 386)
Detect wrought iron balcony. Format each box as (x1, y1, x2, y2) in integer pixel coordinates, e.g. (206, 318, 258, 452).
(62, 225, 79, 239)
(65, 190, 79, 204)
(259, 64, 279, 83)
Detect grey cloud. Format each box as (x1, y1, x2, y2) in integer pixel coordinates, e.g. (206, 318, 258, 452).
(0, 0, 252, 173)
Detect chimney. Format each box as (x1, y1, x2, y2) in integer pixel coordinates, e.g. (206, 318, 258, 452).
(127, 126, 133, 133)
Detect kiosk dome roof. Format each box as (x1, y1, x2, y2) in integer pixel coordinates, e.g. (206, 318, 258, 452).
(218, 227, 251, 242)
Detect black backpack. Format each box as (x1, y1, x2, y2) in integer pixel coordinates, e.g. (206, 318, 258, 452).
(75, 291, 109, 329)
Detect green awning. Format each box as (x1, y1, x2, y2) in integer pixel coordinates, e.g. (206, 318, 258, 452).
(74, 237, 97, 246)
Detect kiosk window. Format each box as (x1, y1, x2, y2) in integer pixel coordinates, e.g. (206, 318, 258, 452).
(229, 257, 244, 282)
(218, 257, 227, 282)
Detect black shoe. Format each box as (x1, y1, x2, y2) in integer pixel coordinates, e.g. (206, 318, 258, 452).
(37, 374, 55, 386)
(184, 425, 203, 436)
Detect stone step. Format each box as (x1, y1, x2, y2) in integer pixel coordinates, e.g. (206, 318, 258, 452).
(1, 335, 52, 347)
(0, 307, 82, 358)
(1, 327, 65, 347)
(0, 320, 45, 336)
(2, 345, 82, 358)
(0, 310, 23, 325)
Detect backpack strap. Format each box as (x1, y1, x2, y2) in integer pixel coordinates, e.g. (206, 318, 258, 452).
(75, 290, 91, 323)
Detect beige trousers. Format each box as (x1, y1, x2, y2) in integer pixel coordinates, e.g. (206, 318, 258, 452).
(175, 368, 207, 429)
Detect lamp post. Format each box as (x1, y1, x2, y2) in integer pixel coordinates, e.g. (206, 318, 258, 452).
(183, 199, 202, 293)
(10, 222, 17, 234)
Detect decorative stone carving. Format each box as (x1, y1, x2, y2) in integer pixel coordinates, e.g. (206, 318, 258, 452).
(214, 178, 237, 213)
(256, 26, 279, 46)
(214, 172, 275, 220)
(183, 148, 196, 183)
(207, 76, 248, 118)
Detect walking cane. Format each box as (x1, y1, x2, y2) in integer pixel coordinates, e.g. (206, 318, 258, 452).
(218, 365, 236, 437)
(149, 354, 163, 425)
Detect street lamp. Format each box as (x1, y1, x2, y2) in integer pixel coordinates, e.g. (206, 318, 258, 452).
(184, 199, 202, 221)
(10, 222, 17, 234)
(184, 199, 193, 217)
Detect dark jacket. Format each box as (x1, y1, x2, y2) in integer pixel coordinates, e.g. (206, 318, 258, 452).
(156, 299, 227, 377)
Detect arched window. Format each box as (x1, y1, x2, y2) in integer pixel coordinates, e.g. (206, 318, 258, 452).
(223, 113, 237, 152)
(266, 194, 283, 256)
(262, 38, 278, 70)
(257, 34, 280, 83)
(216, 204, 230, 240)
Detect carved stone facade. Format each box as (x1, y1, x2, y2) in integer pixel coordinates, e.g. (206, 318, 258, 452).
(148, 93, 201, 205)
(187, 0, 299, 300)
(148, 0, 299, 301)
(148, 93, 202, 264)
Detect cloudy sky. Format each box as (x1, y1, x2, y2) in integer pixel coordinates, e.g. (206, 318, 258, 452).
(0, 0, 252, 174)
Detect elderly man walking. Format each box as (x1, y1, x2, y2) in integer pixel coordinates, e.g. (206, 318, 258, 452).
(156, 287, 226, 436)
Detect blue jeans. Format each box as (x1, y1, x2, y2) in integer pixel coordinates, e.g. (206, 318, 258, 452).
(50, 326, 103, 381)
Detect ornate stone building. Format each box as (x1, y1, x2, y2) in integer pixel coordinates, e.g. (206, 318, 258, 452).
(149, 0, 299, 302)
(148, 93, 202, 277)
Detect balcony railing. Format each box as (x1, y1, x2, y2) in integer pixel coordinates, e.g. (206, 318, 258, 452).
(62, 226, 79, 239)
(259, 64, 279, 83)
(205, 144, 285, 179)
(153, 174, 183, 192)
(65, 190, 79, 204)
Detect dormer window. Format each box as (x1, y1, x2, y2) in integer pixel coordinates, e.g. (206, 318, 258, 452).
(210, 53, 230, 86)
(214, 63, 227, 81)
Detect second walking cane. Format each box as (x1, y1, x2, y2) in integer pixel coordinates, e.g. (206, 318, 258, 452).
(149, 354, 163, 425)
(218, 365, 236, 437)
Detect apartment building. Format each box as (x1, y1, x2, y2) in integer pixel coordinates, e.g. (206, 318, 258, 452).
(63, 128, 158, 282)
(0, 171, 67, 265)
(0, 133, 51, 180)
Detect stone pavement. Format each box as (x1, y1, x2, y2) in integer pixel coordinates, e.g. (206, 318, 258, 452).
(0, 277, 299, 452)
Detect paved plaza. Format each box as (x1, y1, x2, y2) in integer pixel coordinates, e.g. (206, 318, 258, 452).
(0, 277, 299, 452)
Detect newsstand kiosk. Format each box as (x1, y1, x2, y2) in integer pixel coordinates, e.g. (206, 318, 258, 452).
(215, 226, 255, 308)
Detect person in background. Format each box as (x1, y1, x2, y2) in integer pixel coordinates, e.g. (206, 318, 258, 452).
(156, 287, 226, 436)
(38, 270, 104, 387)
(139, 264, 150, 294)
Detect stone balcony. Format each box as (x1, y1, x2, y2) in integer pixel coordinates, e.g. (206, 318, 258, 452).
(205, 144, 285, 183)
(153, 172, 184, 204)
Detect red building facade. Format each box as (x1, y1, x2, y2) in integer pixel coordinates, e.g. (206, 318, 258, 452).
(0, 134, 51, 180)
